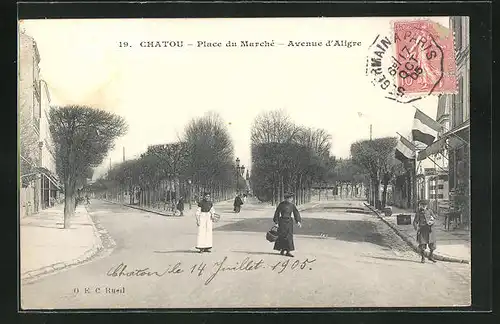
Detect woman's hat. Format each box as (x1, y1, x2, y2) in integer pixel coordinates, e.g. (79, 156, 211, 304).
(284, 192, 294, 198)
(418, 199, 428, 205)
(203, 192, 211, 196)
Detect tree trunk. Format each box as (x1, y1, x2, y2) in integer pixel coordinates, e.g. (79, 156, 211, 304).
(280, 175, 284, 202)
(382, 181, 388, 208)
(373, 177, 380, 209)
(63, 181, 76, 229)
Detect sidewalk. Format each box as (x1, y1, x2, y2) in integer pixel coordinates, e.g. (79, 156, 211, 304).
(20, 203, 103, 281)
(363, 202, 470, 264)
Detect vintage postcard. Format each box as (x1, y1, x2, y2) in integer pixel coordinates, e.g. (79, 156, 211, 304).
(19, 17, 471, 309)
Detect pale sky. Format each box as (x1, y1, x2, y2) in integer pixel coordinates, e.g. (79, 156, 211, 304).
(20, 17, 450, 179)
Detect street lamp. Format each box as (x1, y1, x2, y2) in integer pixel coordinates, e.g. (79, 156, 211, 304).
(358, 111, 376, 206)
(235, 157, 242, 194)
(187, 179, 192, 209)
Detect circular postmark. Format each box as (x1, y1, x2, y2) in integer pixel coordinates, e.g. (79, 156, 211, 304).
(365, 19, 457, 103)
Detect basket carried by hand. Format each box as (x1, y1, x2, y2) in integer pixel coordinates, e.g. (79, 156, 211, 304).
(212, 213, 221, 222)
(266, 225, 279, 242)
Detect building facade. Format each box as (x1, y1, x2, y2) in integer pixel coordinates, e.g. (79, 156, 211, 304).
(434, 17, 470, 228)
(19, 31, 42, 217)
(19, 30, 60, 217)
(39, 80, 61, 209)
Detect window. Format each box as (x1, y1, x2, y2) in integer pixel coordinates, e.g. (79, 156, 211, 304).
(438, 194, 444, 199)
(438, 174, 449, 181)
(438, 184, 444, 189)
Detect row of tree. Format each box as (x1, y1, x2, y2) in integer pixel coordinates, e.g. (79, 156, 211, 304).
(248, 109, 412, 208)
(36, 103, 409, 229)
(90, 111, 245, 210)
(350, 137, 411, 209)
(250, 110, 337, 205)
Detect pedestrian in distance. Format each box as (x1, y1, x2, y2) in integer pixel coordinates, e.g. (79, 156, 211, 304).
(195, 192, 216, 253)
(413, 199, 437, 263)
(176, 196, 185, 216)
(85, 194, 90, 205)
(273, 192, 302, 257)
(233, 194, 244, 213)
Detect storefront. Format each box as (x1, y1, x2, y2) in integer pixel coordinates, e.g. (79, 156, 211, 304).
(447, 123, 470, 229)
(38, 167, 62, 209)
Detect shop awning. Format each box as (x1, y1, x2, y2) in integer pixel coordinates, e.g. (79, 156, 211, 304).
(441, 119, 470, 147)
(417, 137, 446, 161)
(417, 120, 469, 161)
(36, 167, 62, 190)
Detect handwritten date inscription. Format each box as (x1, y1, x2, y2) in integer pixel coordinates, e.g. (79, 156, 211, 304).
(106, 256, 316, 286)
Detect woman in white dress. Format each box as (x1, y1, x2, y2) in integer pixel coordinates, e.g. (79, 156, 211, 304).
(195, 192, 216, 253)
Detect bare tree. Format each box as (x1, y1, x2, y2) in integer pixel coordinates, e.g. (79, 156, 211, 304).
(350, 137, 397, 208)
(49, 105, 127, 227)
(251, 110, 335, 204)
(183, 111, 235, 200)
(251, 109, 300, 145)
(296, 127, 332, 159)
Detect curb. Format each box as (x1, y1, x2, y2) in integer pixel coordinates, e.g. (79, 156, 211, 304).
(104, 199, 249, 217)
(104, 199, 186, 217)
(364, 203, 470, 264)
(298, 203, 320, 212)
(21, 206, 105, 282)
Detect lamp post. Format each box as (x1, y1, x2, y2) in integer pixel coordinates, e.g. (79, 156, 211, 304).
(235, 157, 245, 194)
(358, 112, 375, 205)
(187, 179, 192, 209)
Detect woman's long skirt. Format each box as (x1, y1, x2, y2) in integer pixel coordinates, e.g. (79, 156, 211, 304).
(196, 212, 213, 249)
(273, 217, 295, 251)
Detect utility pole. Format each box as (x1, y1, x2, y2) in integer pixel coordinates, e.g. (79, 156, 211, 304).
(123, 147, 125, 162)
(370, 124, 373, 140)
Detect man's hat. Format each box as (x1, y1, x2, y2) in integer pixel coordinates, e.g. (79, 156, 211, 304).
(284, 192, 294, 198)
(418, 199, 428, 205)
(203, 192, 211, 196)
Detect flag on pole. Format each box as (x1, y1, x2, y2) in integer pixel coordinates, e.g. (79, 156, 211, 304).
(395, 135, 416, 163)
(412, 108, 442, 146)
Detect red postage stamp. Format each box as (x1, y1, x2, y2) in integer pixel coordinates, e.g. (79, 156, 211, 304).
(392, 19, 457, 96)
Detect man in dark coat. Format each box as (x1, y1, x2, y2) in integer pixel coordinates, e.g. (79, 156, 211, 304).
(273, 192, 302, 257)
(413, 199, 437, 263)
(176, 196, 185, 216)
(233, 194, 243, 213)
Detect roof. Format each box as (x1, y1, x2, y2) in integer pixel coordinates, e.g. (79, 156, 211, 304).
(19, 31, 40, 63)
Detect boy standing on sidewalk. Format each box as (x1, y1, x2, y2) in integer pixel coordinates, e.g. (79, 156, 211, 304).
(413, 200, 437, 263)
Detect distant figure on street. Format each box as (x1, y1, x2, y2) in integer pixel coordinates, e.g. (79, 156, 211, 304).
(195, 192, 216, 253)
(233, 194, 244, 213)
(85, 194, 90, 205)
(273, 192, 302, 257)
(413, 199, 437, 263)
(242, 193, 248, 204)
(176, 196, 185, 216)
